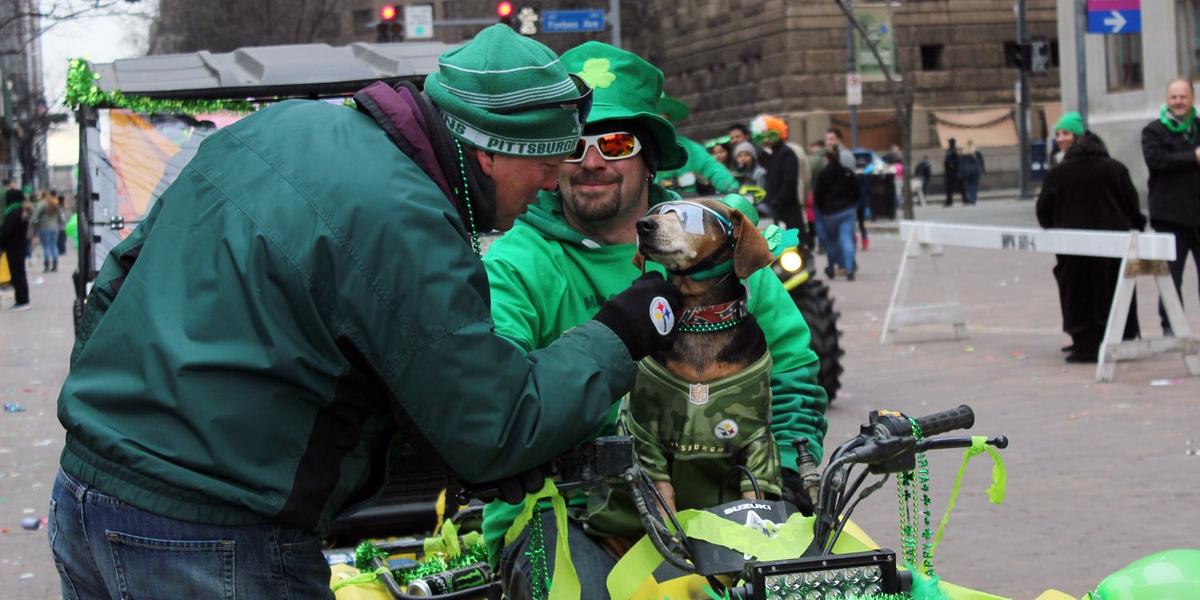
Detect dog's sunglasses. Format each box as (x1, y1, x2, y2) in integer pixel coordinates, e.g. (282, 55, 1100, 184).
(493, 74, 593, 126)
(563, 131, 643, 163)
(646, 201, 734, 239)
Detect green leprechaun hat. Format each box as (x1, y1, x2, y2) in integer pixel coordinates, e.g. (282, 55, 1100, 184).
(560, 42, 688, 170)
(425, 25, 589, 157)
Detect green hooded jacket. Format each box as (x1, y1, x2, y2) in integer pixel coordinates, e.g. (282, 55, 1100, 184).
(479, 185, 828, 557)
(56, 98, 638, 535)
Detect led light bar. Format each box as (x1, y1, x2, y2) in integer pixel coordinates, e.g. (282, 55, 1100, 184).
(748, 549, 905, 599)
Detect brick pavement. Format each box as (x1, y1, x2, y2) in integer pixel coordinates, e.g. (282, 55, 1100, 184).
(2, 201, 1199, 598)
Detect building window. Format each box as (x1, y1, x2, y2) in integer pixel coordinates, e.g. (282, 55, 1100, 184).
(1178, 0, 1200, 80)
(920, 44, 944, 70)
(1105, 33, 1143, 91)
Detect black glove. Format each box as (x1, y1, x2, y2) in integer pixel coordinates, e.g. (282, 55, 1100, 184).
(593, 272, 683, 361)
(479, 466, 549, 505)
(781, 469, 815, 516)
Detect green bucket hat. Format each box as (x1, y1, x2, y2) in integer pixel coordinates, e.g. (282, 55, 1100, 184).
(560, 42, 688, 171)
(425, 24, 588, 157)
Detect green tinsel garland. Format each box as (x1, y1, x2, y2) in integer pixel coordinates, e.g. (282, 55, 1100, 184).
(352, 540, 490, 585)
(65, 58, 257, 114)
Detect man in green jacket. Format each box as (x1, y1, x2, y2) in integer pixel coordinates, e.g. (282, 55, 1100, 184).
(481, 42, 828, 598)
(49, 26, 683, 599)
(653, 94, 740, 195)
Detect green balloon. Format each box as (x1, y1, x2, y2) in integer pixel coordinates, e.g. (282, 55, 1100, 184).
(1092, 549, 1200, 600)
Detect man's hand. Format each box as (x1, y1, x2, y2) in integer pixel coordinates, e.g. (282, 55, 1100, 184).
(494, 467, 549, 504)
(592, 272, 683, 361)
(1193, 146, 1200, 163)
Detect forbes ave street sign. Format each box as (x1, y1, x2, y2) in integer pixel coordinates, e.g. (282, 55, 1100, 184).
(542, 9, 605, 33)
(1086, 0, 1141, 34)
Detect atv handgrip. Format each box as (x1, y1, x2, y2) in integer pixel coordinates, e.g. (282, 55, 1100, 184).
(913, 405, 974, 437)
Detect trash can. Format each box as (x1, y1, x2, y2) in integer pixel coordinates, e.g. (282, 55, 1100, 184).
(865, 173, 896, 221)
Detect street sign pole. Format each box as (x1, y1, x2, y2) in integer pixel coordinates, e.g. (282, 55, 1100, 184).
(1076, 0, 1088, 128)
(1016, 0, 1032, 199)
(610, 0, 621, 48)
(845, 0, 858, 149)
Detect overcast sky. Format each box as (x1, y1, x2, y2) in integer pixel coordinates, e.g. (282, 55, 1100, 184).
(41, 2, 152, 111)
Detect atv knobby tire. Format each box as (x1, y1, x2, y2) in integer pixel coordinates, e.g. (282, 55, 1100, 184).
(790, 278, 844, 402)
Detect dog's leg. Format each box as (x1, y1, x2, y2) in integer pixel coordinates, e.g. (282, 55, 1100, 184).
(654, 481, 677, 516)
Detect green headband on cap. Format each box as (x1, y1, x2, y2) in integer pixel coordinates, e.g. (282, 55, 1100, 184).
(425, 25, 586, 157)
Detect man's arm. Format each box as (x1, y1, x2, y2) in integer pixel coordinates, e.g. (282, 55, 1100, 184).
(1142, 123, 1200, 174)
(744, 268, 829, 468)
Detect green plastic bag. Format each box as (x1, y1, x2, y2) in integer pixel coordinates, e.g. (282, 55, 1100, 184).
(1088, 549, 1200, 600)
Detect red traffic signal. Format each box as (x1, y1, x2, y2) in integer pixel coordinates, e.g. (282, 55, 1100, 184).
(497, 1, 514, 18)
(380, 4, 397, 21)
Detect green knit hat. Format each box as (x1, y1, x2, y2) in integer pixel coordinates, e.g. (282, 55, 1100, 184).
(424, 25, 588, 157)
(1055, 111, 1085, 136)
(560, 42, 688, 170)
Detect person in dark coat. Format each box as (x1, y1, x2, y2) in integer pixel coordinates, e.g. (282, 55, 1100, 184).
(1037, 116, 1146, 363)
(1, 179, 30, 310)
(943, 137, 961, 206)
(1141, 78, 1200, 336)
(754, 115, 804, 231)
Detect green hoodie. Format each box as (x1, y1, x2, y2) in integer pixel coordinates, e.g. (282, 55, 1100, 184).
(480, 185, 828, 559)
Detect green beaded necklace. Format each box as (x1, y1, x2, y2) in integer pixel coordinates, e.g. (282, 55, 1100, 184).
(677, 318, 745, 334)
(453, 140, 483, 258)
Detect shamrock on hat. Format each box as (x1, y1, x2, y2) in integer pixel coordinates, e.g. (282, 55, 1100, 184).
(559, 42, 688, 171)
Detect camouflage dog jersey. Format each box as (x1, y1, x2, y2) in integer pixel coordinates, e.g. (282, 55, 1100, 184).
(623, 352, 781, 509)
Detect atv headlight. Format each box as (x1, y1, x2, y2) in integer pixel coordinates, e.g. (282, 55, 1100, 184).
(779, 249, 804, 273)
(749, 550, 904, 599)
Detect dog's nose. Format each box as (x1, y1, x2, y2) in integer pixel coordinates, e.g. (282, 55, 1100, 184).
(636, 218, 658, 235)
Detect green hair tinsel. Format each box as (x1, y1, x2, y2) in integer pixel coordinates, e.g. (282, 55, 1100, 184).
(65, 58, 256, 114)
(351, 540, 489, 585)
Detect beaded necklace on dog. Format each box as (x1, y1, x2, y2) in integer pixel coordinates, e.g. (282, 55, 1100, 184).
(678, 297, 749, 333)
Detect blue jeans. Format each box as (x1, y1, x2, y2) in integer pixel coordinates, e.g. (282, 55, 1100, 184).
(962, 173, 980, 204)
(39, 228, 59, 264)
(48, 469, 333, 600)
(812, 207, 827, 251)
(822, 207, 858, 273)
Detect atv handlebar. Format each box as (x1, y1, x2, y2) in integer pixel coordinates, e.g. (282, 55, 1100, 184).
(914, 404, 975, 437)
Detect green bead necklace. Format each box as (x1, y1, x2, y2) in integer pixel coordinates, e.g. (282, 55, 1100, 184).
(677, 318, 745, 334)
(453, 140, 482, 258)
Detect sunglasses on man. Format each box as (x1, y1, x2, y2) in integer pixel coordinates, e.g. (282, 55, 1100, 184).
(563, 132, 643, 163)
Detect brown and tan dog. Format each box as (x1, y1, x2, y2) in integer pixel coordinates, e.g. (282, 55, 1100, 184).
(629, 197, 781, 514)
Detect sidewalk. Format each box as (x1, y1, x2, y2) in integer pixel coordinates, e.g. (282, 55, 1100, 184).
(0, 249, 78, 598)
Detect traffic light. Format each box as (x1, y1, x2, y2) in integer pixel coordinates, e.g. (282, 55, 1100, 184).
(377, 4, 403, 43)
(497, 1, 514, 28)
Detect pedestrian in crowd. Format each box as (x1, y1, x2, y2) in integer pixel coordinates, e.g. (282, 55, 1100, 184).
(709, 139, 734, 172)
(481, 43, 827, 595)
(30, 191, 63, 272)
(959, 140, 985, 205)
(56, 193, 69, 256)
(882, 144, 901, 165)
(1141, 77, 1200, 337)
(654, 94, 739, 195)
(729, 122, 753, 148)
(1037, 113, 1145, 363)
(824, 127, 857, 171)
(732, 140, 767, 188)
(1, 178, 30, 310)
(753, 115, 803, 231)
(807, 140, 827, 252)
(814, 149, 860, 281)
(48, 25, 684, 598)
(943, 137, 961, 206)
(916, 154, 936, 206)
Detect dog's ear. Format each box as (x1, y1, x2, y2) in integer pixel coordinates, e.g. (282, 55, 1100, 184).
(632, 250, 646, 271)
(731, 210, 774, 279)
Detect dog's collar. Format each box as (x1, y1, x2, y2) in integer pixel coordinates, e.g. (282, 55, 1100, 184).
(678, 298, 749, 333)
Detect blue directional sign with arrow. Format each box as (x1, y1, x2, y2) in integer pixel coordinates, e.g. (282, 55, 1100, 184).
(1087, 0, 1141, 35)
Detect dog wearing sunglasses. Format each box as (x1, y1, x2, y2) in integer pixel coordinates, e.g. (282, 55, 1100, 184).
(626, 197, 781, 514)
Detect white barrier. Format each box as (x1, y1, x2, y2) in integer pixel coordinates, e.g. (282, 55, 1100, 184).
(881, 221, 1200, 383)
